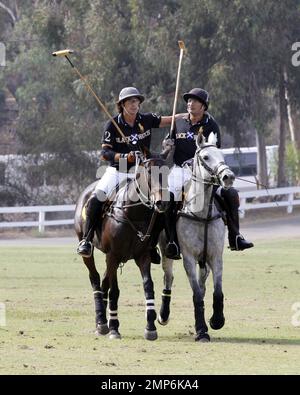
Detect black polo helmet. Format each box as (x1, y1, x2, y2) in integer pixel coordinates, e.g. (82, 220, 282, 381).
(183, 88, 209, 110)
(117, 87, 145, 104)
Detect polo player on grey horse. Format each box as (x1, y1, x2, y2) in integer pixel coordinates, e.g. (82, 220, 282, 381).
(163, 88, 254, 259)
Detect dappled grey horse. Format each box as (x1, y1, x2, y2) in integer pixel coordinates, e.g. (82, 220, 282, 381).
(158, 132, 235, 342)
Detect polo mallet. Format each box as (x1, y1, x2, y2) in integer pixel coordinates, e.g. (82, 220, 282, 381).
(170, 41, 187, 137)
(52, 49, 128, 143)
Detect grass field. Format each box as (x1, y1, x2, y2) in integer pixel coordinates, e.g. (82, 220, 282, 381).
(0, 238, 299, 375)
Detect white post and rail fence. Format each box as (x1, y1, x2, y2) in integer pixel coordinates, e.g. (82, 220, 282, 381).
(0, 205, 75, 233)
(0, 187, 300, 233)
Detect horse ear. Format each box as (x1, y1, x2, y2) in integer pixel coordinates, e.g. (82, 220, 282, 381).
(207, 132, 218, 146)
(196, 133, 205, 149)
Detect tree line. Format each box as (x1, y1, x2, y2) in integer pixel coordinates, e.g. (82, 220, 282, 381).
(0, 0, 300, 205)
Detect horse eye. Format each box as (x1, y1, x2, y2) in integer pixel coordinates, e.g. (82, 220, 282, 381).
(202, 155, 209, 161)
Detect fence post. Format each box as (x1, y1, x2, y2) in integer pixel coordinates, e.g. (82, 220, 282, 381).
(287, 192, 294, 214)
(239, 197, 246, 218)
(38, 210, 45, 233)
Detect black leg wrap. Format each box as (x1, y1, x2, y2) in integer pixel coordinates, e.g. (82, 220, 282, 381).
(159, 289, 171, 324)
(94, 292, 107, 326)
(194, 298, 208, 334)
(146, 299, 157, 332)
(209, 292, 225, 330)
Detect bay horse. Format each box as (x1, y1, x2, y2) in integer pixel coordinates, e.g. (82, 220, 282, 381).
(158, 132, 235, 342)
(74, 152, 168, 340)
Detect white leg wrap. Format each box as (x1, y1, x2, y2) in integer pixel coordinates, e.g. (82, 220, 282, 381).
(109, 310, 118, 320)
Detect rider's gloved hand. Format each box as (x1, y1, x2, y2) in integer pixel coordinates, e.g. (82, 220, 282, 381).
(162, 138, 175, 150)
(160, 138, 175, 159)
(127, 151, 136, 163)
(119, 151, 136, 163)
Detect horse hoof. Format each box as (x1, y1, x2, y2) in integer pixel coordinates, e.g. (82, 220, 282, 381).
(95, 323, 109, 336)
(195, 332, 210, 342)
(157, 314, 169, 326)
(209, 316, 225, 330)
(144, 329, 158, 341)
(109, 330, 121, 340)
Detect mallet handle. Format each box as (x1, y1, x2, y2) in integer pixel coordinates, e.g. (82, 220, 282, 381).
(170, 41, 186, 137)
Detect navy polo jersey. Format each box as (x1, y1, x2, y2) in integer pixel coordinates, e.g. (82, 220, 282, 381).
(102, 112, 161, 169)
(173, 113, 221, 167)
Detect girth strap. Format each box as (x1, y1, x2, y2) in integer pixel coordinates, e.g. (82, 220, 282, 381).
(178, 212, 221, 223)
(107, 208, 158, 242)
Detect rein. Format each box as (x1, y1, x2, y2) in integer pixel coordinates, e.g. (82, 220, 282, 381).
(107, 154, 162, 242)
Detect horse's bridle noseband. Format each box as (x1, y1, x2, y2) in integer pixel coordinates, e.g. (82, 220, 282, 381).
(195, 145, 231, 185)
(133, 154, 167, 210)
(115, 153, 167, 242)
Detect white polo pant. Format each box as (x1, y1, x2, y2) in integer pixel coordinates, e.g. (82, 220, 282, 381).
(168, 165, 192, 201)
(94, 166, 135, 201)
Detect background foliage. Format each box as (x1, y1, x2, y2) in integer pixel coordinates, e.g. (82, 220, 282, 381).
(1, 0, 300, 204)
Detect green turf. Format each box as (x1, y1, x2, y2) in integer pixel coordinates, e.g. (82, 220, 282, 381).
(0, 239, 299, 375)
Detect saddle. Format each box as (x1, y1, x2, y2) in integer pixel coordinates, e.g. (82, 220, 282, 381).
(102, 178, 132, 217)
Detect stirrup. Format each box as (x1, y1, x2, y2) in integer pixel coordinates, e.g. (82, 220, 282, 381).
(165, 241, 181, 260)
(77, 239, 93, 258)
(229, 235, 254, 251)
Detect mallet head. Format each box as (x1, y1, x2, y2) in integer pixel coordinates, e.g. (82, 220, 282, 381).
(178, 41, 186, 52)
(52, 49, 74, 57)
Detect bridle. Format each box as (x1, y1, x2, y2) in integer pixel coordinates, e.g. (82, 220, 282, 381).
(183, 144, 232, 207)
(131, 154, 168, 211)
(193, 145, 231, 186)
(110, 152, 167, 242)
